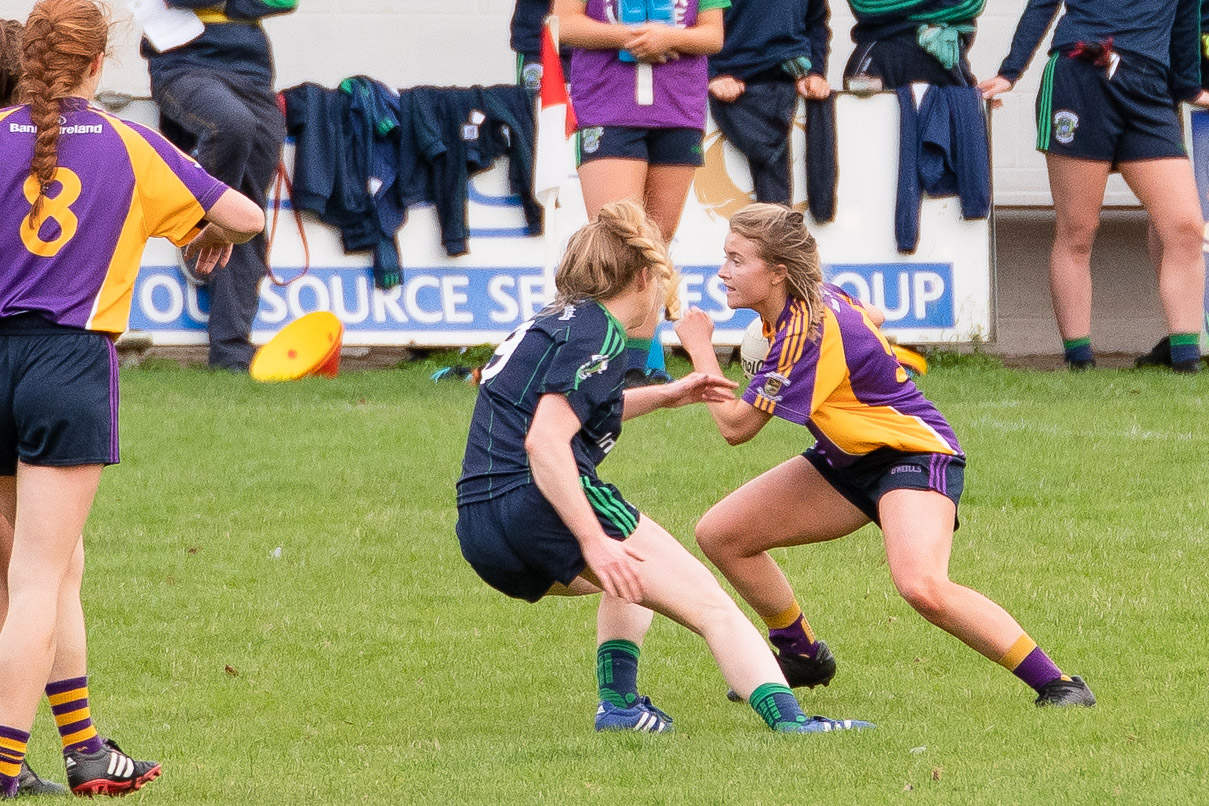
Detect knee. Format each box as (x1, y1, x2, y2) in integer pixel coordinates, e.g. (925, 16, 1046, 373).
(1157, 215, 1205, 257)
(893, 573, 952, 622)
(694, 514, 733, 563)
(1053, 224, 1097, 257)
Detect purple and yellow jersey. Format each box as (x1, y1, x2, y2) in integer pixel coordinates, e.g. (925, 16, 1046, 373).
(0, 98, 227, 335)
(743, 284, 962, 467)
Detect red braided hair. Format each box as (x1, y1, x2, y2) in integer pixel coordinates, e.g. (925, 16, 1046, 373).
(17, 0, 108, 225)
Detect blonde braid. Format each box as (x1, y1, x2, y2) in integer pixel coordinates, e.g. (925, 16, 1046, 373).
(595, 202, 682, 320)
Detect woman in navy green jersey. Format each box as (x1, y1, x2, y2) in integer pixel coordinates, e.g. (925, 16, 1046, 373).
(0, 1, 263, 797)
(980, 0, 1209, 372)
(456, 200, 871, 734)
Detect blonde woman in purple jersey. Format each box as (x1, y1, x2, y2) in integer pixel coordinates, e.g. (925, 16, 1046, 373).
(677, 204, 1095, 708)
(0, 1, 262, 797)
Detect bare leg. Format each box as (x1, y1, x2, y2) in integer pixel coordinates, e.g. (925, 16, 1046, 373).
(577, 158, 647, 221)
(696, 456, 869, 620)
(643, 164, 696, 245)
(1045, 154, 1111, 341)
(0, 474, 89, 690)
(880, 489, 1026, 660)
(1120, 158, 1207, 334)
(597, 595, 654, 648)
(602, 516, 789, 700)
(0, 464, 101, 730)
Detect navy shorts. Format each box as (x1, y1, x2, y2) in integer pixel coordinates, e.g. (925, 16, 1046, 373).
(845, 31, 974, 88)
(0, 315, 120, 475)
(576, 125, 704, 166)
(804, 447, 964, 530)
(455, 479, 640, 603)
(1036, 51, 1185, 163)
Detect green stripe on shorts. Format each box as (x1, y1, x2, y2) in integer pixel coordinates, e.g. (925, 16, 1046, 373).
(1036, 53, 1059, 152)
(580, 476, 638, 535)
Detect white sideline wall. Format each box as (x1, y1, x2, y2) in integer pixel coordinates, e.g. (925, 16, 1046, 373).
(3, 0, 1175, 354)
(6, 0, 1106, 206)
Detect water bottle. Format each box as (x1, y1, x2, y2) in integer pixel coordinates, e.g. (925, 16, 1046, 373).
(645, 0, 675, 26)
(618, 0, 646, 63)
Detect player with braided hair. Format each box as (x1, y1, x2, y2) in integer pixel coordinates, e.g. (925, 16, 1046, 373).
(0, 0, 263, 797)
(677, 203, 1095, 708)
(456, 200, 872, 734)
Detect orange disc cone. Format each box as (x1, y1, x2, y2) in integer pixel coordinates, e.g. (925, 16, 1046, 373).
(249, 311, 344, 382)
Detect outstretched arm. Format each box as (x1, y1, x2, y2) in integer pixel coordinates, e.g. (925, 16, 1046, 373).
(675, 309, 772, 445)
(622, 371, 738, 420)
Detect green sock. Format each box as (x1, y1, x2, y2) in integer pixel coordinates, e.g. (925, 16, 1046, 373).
(748, 682, 808, 731)
(597, 640, 640, 708)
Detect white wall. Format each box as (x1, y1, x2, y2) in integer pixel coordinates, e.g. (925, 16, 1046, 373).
(4, 0, 1139, 205)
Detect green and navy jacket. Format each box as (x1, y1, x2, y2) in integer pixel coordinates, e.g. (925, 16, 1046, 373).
(846, 0, 985, 43)
(457, 301, 629, 506)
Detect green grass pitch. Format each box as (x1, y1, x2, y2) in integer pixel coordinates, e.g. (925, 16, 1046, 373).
(21, 354, 1209, 804)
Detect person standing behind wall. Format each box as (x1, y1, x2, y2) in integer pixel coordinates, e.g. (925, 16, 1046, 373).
(140, 0, 295, 372)
(706, 0, 831, 207)
(844, 0, 984, 90)
(980, 0, 1209, 373)
(553, 0, 727, 387)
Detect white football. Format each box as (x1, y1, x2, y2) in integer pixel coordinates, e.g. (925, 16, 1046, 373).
(739, 317, 770, 380)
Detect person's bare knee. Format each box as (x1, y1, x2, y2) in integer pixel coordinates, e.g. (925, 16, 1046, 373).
(893, 570, 951, 622)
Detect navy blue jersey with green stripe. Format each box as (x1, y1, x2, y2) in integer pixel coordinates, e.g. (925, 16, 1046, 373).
(998, 0, 1203, 101)
(457, 300, 628, 506)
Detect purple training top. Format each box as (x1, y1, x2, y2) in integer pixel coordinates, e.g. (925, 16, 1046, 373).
(571, 0, 713, 130)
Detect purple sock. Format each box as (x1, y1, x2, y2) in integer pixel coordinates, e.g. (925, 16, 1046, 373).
(0, 724, 30, 797)
(769, 616, 819, 658)
(1013, 646, 1064, 692)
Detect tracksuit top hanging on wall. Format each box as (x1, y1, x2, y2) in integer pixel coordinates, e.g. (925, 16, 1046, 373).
(282, 81, 540, 289)
(895, 85, 990, 254)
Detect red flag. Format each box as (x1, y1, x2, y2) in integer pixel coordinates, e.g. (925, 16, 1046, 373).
(534, 18, 576, 207)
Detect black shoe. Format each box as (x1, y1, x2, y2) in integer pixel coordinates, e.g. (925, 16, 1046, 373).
(1035, 674, 1096, 707)
(777, 641, 838, 689)
(65, 738, 161, 797)
(1172, 359, 1203, 374)
(1066, 358, 1096, 371)
(1134, 337, 1172, 368)
(725, 641, 837, 702)
(16, 761, 67, 796)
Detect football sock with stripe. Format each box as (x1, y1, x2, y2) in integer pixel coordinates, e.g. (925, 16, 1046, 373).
(748, 682, 809, 731)
(1169, 333, 1201, 366)
(46, 676, 103, 755)
(764, 602, 820, 658)
(597, 640, 641, 708)
(625, 338, 652, 374)
(0, 725, 30, 797)
(644, 329, 666, 372)
(1062, 337, 1093, 365)
(998, 634, 1067, 693)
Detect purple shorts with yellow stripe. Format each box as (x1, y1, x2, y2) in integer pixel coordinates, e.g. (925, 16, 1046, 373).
(804, 446, 964, 530)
